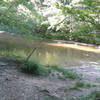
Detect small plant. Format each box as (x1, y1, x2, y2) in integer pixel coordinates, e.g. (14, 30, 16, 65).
(48, 66, 81, 79)
(44, 96, 62, 100)
(68, 81, 96, 89)
(79, 91, 100, 100)
(21, 60, 47, 76)
(0, 48, 81, 79)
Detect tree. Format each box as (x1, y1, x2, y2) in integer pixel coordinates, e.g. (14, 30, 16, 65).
(0, 0, 45, 35)
(54, 0, 100, 43)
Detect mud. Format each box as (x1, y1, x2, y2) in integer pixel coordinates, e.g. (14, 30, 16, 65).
(0, 58, 100, 100)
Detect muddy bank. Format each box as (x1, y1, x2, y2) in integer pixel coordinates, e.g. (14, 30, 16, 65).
(67, 65, 100, 85)
(0, 59, 100, 100)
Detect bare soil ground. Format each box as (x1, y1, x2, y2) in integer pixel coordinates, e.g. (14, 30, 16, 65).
(0, 58, 100, 100)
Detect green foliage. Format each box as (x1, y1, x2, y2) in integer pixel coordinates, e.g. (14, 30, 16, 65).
(48, 66, 81, 79)
(0, 0, 45, 35)
(68, 81, 96, 89)
(44, 96, 62, 100)
(45, 32, 68, 40)
(0, 0, 100, 44)
(79, 91, 100, 100)
(0, 48, 80, 79)
(54, 0, 100, 44)
(21, 60, 47, 75)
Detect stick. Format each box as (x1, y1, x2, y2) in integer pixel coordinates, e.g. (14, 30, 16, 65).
(25, 47, 37, 63)
(25, 40, 43, 63)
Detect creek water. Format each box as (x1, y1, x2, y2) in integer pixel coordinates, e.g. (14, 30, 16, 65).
(0, 34, 100, 67)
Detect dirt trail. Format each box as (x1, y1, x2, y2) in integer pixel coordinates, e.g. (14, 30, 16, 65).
(0, 58, 100, 100)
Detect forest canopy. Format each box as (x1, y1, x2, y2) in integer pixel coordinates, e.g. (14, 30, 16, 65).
(0, 0, 100, 44)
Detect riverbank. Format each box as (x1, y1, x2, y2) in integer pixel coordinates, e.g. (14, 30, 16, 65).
(0, 58, 100, 100)
(0, 33, 100, 99)
(0, 31, 100, 45)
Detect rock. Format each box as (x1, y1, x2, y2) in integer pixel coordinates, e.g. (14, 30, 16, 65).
(0, 62, 8, 66)
(49, 70, 64, 79)
(5, 77, 9, 81)
(41, 89, 50, 94)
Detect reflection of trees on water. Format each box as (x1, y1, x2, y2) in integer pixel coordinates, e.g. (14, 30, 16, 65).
(0, 34, 100, 67)
(30, 45, 100, 67)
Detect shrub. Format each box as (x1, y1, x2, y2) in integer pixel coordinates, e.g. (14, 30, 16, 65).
(21, 60, 47, 76)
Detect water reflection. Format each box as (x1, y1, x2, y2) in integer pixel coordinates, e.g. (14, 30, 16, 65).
(0, 34, 100, 67)
(30, 45, 100, 67)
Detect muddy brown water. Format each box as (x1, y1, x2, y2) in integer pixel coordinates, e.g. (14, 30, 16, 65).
(0, 33, 100, 67)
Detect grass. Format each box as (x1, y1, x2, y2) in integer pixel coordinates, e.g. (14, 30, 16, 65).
(0, 49, 47, 76)
(41, 91, 100, 100)
(0, 48, 81, 79)
(44, 96, 62, 100)
(21, 61, 81, 79)
(48, 66, 81, 79)
(0, 48, 100, 100)
(79, 91, 100, 100)
(21, 60, 48, 76)
(68, 81, 97, 90)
